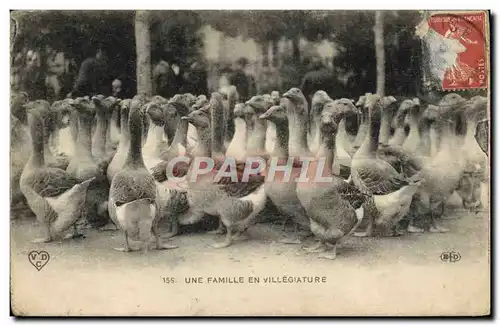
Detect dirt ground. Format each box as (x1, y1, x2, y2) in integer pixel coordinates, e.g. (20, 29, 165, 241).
(10, 187, 490, 316)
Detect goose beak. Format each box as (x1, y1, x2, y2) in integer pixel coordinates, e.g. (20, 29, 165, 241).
(181, 116, 193, 122)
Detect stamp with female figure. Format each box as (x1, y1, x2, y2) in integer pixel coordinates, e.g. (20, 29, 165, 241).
(416, 11, 489, 91)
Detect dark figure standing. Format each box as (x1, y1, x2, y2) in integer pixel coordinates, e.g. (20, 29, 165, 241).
(184, 58, 208, 97)
(68, 47, 110, 98)
(229, 57, 252, 102)
(300, 59, 343, 105)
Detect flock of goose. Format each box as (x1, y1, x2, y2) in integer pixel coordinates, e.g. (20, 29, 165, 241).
(10, 86, 489, 260)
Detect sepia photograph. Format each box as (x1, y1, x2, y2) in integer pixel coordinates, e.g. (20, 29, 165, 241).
(9, 8, 491, 316)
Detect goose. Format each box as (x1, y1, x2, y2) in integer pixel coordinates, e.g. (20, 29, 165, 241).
(220, 85, 238, 148)
(176, 105, 267, 249)
(309, 90, 333, 154)
(350, 93, 422, 237)
(65, 97, 110, 229)
(48, 99, 75, 157)
(40, 101, 71, 170)
(259, 104, 311, 244)
(245, 95, 273, 157)
(264, 91, 280, 153)
(322, 99, 358, 178)
(282, 88, 313, 158)
(410, 93, 468, 232)
(149, 95, 194, 181)
(388, 99, 412, 147)
(19, 100, 95, 243)
(107, 99, 132, 182)
(456, 95, 488, 210)
(225, 103, 248, 162)
(142, 101, 169, 171)
(349, 94, 370, 157)
(108, 99, 178, 252)
(296, 108, 372, 260)
(91, 95, 121, 162)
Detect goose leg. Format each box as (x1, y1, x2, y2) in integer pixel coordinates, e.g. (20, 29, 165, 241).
(208, 219, 226, 234)
(317, 243, 337, 260)
(63, 224, 85, 240)
(31, 224, 53, 243)
(429, 201, 449, 233)
(354, 210, 373, 237)
(99, 222, 119, 231)
(154, 234, 178, 250)
(163, 218, 179, 239)
(211, 225, 233, 249)
(114, 232, 139, 252)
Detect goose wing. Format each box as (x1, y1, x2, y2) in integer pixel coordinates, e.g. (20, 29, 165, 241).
(355, 159, 409, 195)
(219, 174, 265, 198)
(111, 171, 157, 205)
(378, 146, 424, 177)
(26, 168, 80, 197)
(334, 179, 370, 209)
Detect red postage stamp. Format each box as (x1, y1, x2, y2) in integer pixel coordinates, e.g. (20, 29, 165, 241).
(417, 11, 488, 91)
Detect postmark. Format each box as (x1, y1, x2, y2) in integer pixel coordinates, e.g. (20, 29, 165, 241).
(416, 11, 488, 91)
(28, 250, 50, 271)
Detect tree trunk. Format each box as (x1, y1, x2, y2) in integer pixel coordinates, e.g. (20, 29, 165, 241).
(272, 39, 279, 67)
(135, 10, 152, 97)
(292, 35, 301, 64)
(374, 11, 385, 96)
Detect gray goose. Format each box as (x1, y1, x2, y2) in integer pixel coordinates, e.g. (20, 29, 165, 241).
(350, 93, 423, 237)
(20, 100, 94, 243)
(296, 107, 371, 260)
(108, 99, 177, 252)
(65, 97, 110, 229)
(259, 104, 311, 244)
(165, 96, 267, 249)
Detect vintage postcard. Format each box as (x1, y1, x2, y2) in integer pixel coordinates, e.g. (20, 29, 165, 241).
(10, 9, 490, 316)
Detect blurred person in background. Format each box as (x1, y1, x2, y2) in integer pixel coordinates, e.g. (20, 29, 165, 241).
(229, 57, 252, 102)
(20, 49, 46, 100)
(218, 64, 233, 90)
(300, 56, 344, 104)
(184, 57, 208, 96)
(112, 77, 127, 99)
(68, 47, 111, 98)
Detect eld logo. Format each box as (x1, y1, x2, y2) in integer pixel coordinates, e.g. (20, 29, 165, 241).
(440, 251, 461, 263)
(28, 250, 50, 271)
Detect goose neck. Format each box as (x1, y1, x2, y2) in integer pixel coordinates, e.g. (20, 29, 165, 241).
(76, 113, 94, 158)
(288, 111, 310, 156)
(193, 126, 212, 157)
(379, 112, 391, 145)
(247, 118, 267, 152)
(28, 114, 44, 167)
(93, 112, 109, 157)
(171, 118, 189, 147)
(358, 114, 380, 156)
(272, 121, 289, 157)
(124, 110, 146, 168)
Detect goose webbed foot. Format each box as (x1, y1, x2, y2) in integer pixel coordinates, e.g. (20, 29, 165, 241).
(429, 224, 449, 233)
(154, 236, 178, 250)
(303, 241, 326, 253)
(31, 237, 52, 243)
(317, 244, 337, 260)
(207, 220, 226, 235)
(211, 226, 232, 249)
(114, 232, 140, 252)
(391, 225, 406, 237)
(99, 223, 119, 231)
(407, 224, 425, 233)
(353, 231, 371, 237)
(232, 231, 249, 241)
(278, 236, 302, 244)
